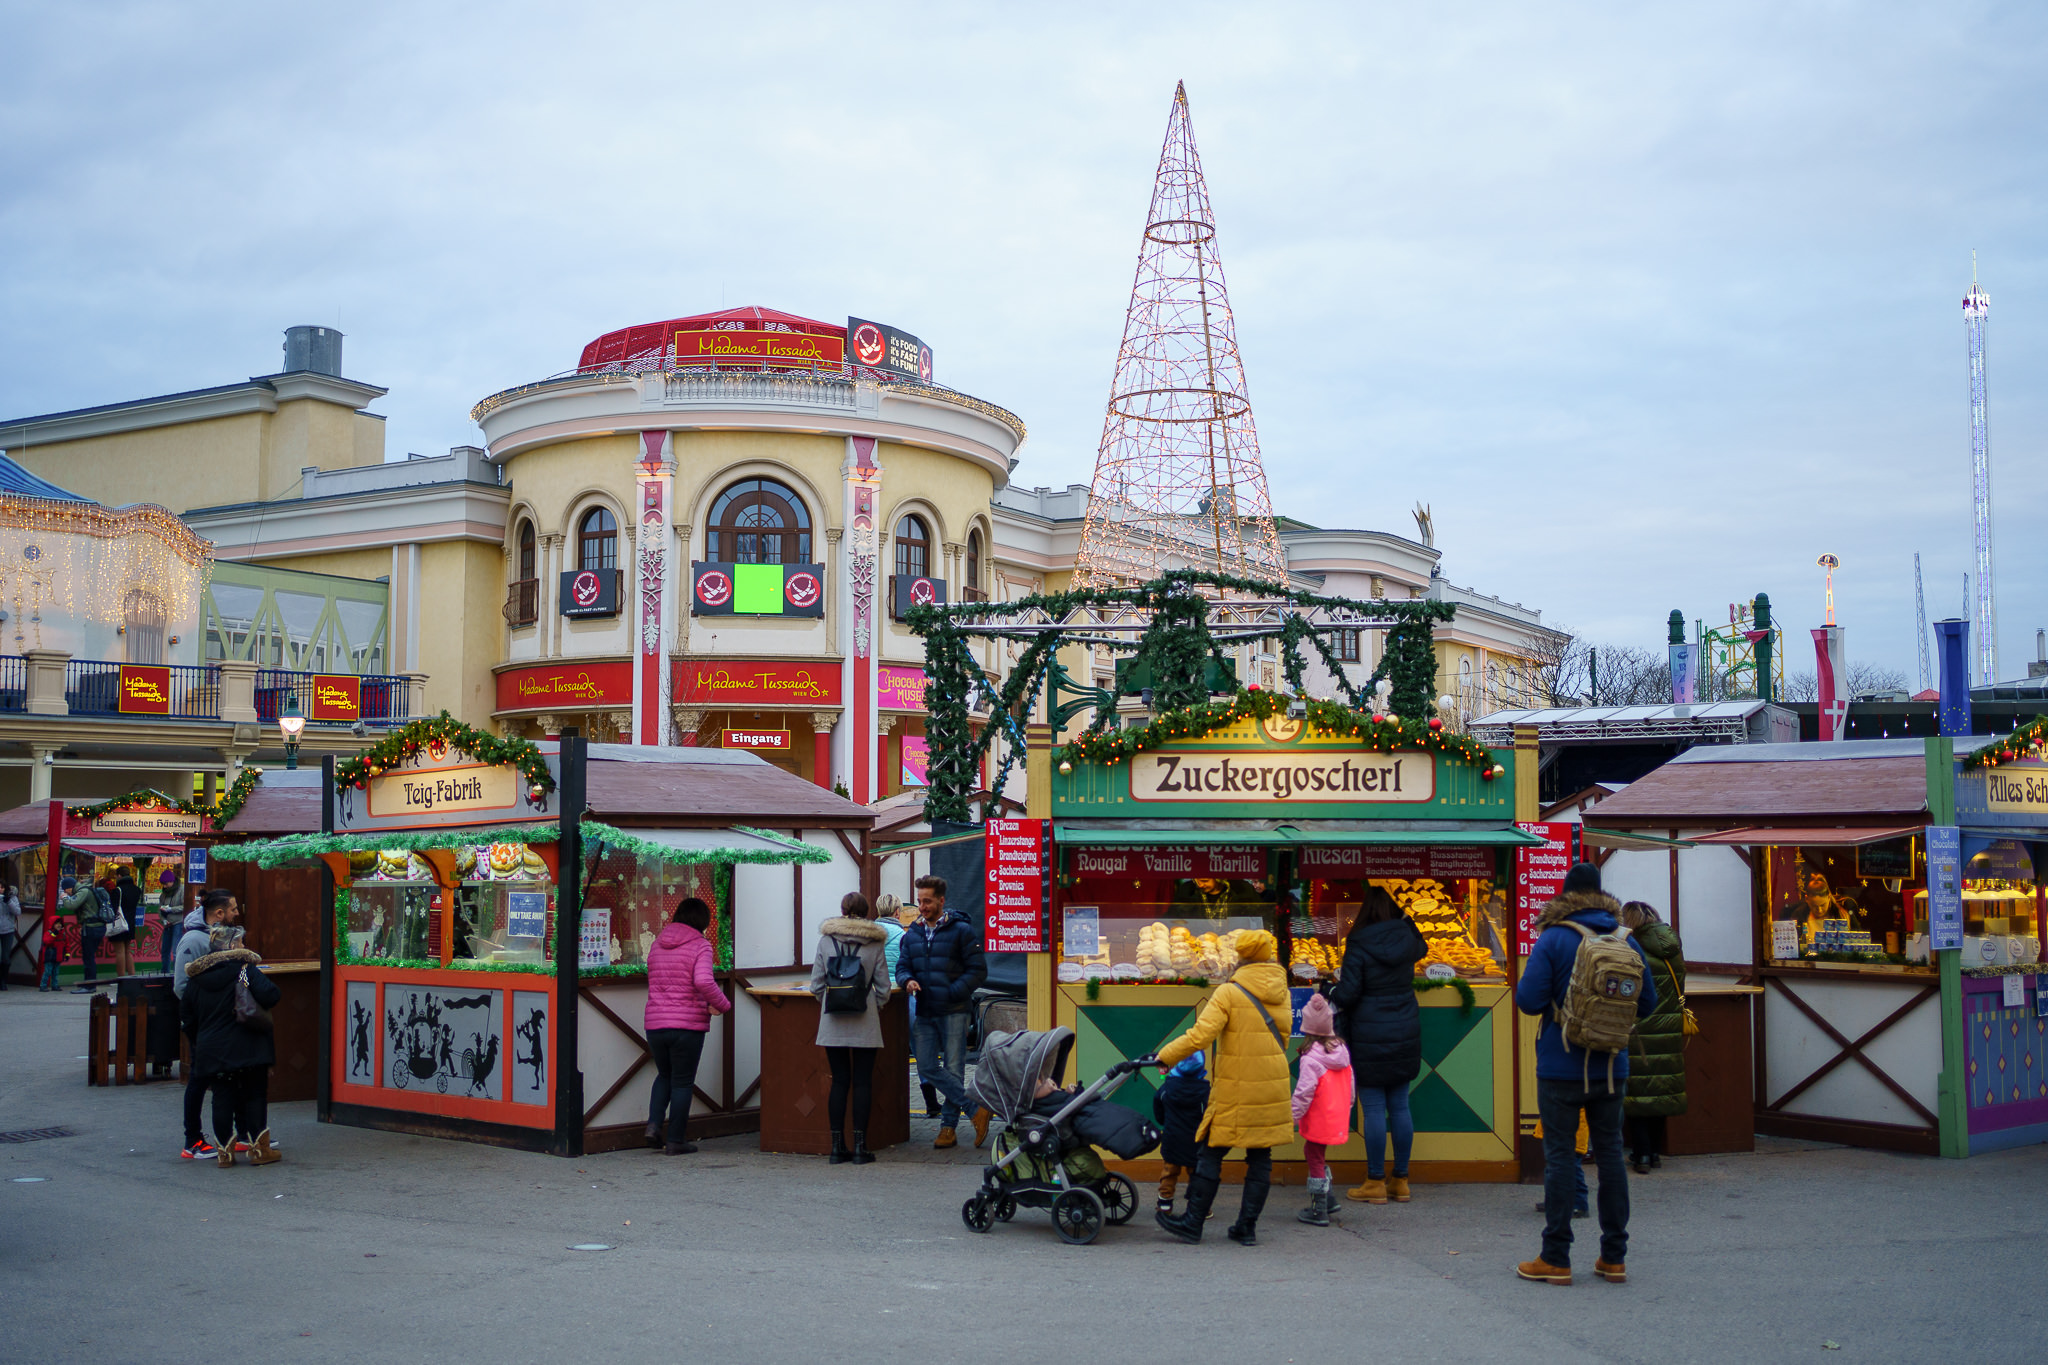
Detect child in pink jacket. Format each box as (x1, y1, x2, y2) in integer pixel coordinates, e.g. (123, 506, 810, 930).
(1293, 992, 1354, 1227)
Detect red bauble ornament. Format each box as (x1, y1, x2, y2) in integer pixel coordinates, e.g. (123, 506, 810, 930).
(1427, 717, 1444, 731)
(1480, 767, 1495, 781)
(1371, 714, 1385, 724)
(1247, 683, 1260, 692)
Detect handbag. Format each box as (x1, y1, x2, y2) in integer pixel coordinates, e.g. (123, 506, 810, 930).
(106, 910, 130, 936)
(1665, 958, 1700, 1041)
(822, 939, 871, 1015)
(233, 965, 274, 1033)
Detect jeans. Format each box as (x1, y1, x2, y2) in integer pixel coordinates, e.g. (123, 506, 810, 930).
(1538, 1078, 1629, 1267)
(1187, 1143, 1273, 1231)
(910, 1009, 974, 1127)
(40, 949, 60, 990)
(0, 931, 14, 988)
(158, 917, 179, 973)
(80, 927, 104, 982)
(823, 1045, 877, 1135)
(209, 1068, 267, 1144)
(646, 1028, 708, 1141)
(1359, 1082, 1414, 1179)
(184, 1065, 215, 1147)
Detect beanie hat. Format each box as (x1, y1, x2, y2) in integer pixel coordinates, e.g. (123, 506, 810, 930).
(1232, 929, 1278, 964)
(60, 877, 76, 892)
(1170, 1054, 1207, 1080)
(1300, 992, 1336, 1037)
(1561, 862, 1602, 895)
(160, 869, 177, 885)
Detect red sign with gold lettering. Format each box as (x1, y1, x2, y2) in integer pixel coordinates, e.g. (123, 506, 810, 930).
(309, 674, 360, 721)
(673, 328, 845, 370)
(496, 660, 635, 712)
(117, 665, 172, 715)
(673, 659, 842, 708)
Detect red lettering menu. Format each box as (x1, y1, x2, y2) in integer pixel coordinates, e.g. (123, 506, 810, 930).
(1513, 822, 1580, 955)
(985, 819, 1048, 952)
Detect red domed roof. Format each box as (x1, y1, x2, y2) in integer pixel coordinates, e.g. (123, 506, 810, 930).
(578, 307, 845, 372)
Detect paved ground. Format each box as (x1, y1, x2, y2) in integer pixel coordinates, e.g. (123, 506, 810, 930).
(4, 986, 2045, 1364)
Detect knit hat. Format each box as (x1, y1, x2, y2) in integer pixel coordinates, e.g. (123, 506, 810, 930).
(59, 877, 76, 892)
(1231, 929, 1278, 964)
(1300, 992, 1337, 1038)
(1561, 862, 1602, 895)
(160, 869, 177, 885)
(1170, 1054, 1207, 1079)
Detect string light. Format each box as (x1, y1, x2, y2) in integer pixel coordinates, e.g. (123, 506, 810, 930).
(0, 493, 211, 647)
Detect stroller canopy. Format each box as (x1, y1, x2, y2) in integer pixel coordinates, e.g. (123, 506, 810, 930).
(971, 1027, 1074, 1122)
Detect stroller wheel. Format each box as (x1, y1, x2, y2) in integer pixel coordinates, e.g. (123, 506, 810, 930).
(994, 1194, 1016, 1222)
(1095, 1173, 1139, 1226)
(961, 1195, 995, 1234)
(1050, 1187, 1105, 1246)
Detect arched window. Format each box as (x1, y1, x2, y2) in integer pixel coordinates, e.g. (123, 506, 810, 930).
(708, 478, 811, 564)
(895, 514, 930, 579)
(517, 520, 536, 581)
(965, 529, 982, 598)
(577, 507, 617, 571)
(124, 588, 166, 664)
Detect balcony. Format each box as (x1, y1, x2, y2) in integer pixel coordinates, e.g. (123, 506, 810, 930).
(64, 660, 221, 719)
(505, 578, 539, 626)
(0, 654, 419, 725)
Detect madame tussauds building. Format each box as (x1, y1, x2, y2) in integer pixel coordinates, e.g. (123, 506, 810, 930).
(474, 307, 1023, 802)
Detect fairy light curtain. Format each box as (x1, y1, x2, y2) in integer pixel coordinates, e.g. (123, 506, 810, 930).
(0, 493, 212, 653)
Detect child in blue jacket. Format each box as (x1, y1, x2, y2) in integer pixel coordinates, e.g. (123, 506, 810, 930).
(1151, 1053, 1210, 1215)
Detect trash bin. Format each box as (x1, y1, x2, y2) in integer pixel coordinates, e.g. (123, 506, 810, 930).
(115, 975, 180, 1073)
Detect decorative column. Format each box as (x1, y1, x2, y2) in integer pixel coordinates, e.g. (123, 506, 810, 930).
(635, 431, 673, 746)
(878, 714, 900, 799)
(843, 437, 883, 803)
(671, 708, 705, 746)
(811, 711, 840, 791)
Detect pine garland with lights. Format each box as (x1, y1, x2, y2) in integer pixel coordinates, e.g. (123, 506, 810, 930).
(1960, 716, 2048, 772)
(333, 711, 555, 801)
(1056, 687, 1502, 774)
(71, 766, 266, 830)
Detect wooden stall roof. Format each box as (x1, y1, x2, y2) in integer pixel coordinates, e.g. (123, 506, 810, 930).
(583, 743, 875, 830)
(1585, 740, 1932, 829)
(0, 798, 65, 837)
(217, 771, 322, 836)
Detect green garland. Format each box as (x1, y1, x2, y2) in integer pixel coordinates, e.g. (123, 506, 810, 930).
(1413, 976, 1478, 1011)
(71, 767, 266, 830)
(579, 819, 830, 866)
(1960, 715, 2048, 771)
(213, 823, 560, 867)
(334, 712, 555, 799)
(1056, 688, 1502, 774)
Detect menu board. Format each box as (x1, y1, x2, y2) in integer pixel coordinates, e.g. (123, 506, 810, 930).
(578, 907, 612, 968)
(1925, 825, 1963, 952)
(1298, 845, 1495, 879)
(985, 819, 1048, 952)
(506, 891, 548, 941)
(1513, 822, 1580, 955)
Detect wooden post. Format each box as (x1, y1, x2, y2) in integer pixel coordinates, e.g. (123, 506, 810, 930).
(1025, 722, 1053, 1033)
(1926, 735, 1967, 1159)
(554, 734, 588, 1158)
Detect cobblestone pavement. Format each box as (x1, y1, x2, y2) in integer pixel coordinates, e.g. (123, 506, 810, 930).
(4, 988, 2044, 1364)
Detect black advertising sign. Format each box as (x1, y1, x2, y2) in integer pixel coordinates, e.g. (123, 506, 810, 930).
(559, 568, 620, 618)
(690, 562, 826, 618)
(846, 316, 934, 383)
(890, 574, 946, 620)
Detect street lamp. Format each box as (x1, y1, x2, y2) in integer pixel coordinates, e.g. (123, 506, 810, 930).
(279, 693, 305, 770)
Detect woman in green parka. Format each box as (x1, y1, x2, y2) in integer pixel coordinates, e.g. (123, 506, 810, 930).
(1621, 900, 1686, 1172)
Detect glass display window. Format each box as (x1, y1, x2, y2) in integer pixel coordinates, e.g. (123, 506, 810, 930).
(1291, 845, 1505, 980)
(1057, 846, 1272, 982)
(1767, 842, 1925, 961)
(581, 845, 726, 969)
(343, 842, 558, 967)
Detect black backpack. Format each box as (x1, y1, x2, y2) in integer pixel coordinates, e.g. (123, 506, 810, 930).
(822, 938, 871, 1014)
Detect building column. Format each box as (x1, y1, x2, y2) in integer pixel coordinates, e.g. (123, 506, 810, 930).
(811, 711, 839, 791)
(28, 744, 58, 803)
(671, 708, 704, 748)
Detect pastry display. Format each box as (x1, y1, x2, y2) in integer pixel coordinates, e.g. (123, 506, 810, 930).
(454, 846, 478, 879)
(1288, 936, 1339, 977)
(487, 843, 522, 877)
(349, 849, 378, 875)
(1392, 877, 1503, 978)
(376, 850, 409, 880)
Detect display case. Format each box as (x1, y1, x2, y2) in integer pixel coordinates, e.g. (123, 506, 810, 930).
(1765, 842, 1926, 966)
(1056, 846, 1274, 983)
(341, 842, 557, 968)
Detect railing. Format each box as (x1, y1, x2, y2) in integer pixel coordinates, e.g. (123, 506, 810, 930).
(253, 670, 412, 725)
(504, 578, 539, 626)
(0, 655, 24, 713)
(64, 661, 221, 718)
(664, 372, 856, 410)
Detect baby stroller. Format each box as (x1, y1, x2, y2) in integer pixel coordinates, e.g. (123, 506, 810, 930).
(961, 1027, 1159, 1245)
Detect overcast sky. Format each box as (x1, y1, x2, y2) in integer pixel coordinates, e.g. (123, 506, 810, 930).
(3, 2, 2043, 682)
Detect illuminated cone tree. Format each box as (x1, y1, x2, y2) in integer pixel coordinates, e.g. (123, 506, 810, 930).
(1072, 82, 1287, 589)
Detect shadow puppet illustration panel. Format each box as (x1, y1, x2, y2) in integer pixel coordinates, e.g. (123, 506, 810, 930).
(510, 989, 550, 1106)
(343, 979, 380, 1087)
(382, 984, 505, 1102)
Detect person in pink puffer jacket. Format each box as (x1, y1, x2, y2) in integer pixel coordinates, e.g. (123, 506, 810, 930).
(644, 898, 732, 1155)
(1292, 992, 1355, 1227)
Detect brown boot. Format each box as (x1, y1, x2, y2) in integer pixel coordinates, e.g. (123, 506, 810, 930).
(249, 1129, 282, 1166)
(1516, 1258, 1572, 1286)
(971, 1107, 992, 1148)
(1345, 1178, 1387, 1204)
(1387, 1175, 1411, 1202)
(1594, 1258, 1627, 1284)
(933, 1126, 958, 1149)
(216, 1139, 235, 1168)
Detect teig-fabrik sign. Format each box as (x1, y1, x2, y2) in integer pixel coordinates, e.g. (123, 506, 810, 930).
(1129, 750, 1434, 804)
(846, 317, 933, 382)
(985, 818, 1048, 952)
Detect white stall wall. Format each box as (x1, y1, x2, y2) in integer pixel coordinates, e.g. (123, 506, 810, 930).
(734, 861, 798, 969)
(1677, 840, 1755, 966)
(799, 830, 863, 950)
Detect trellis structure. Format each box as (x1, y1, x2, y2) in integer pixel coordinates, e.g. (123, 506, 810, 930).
(908, 570, 1455, 822)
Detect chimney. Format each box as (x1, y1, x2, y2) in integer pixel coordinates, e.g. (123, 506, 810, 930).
(283, 326, 344, 376)
(2030, 628, 2047, 680)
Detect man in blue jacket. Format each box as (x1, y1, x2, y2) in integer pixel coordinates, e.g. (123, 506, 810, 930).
(1513, 862, 1656, 1287)
(895, 875, 988, 1149)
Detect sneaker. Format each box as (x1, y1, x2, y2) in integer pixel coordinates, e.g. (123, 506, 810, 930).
(1516, 1257, 1572, 1285)
(233, 1140, 251, 1154)
(69, 985, 94, 994)
(180, 1140, 218, 1160)
(1155, 1198, 1173, 1216)
(1594, 1258, 1627, 1284)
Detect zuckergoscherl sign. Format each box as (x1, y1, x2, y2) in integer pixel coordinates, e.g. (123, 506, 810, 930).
(1128, 750, 1434, 804)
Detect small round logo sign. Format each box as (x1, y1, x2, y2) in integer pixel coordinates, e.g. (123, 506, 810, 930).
(851, 322, 886, 367)
(918, 344, 933, 382)
(695, 570, 732, 608)
(570, 569, 602, 609)
(785, 571, 821, 609)
(909, 577, 936, 607)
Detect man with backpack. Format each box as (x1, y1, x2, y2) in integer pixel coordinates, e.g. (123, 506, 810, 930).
(894, 875, 988, 1149)
(1514, 862, 1656, 1287)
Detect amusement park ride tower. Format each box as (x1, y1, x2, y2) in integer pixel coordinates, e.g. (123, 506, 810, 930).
(1071, 83, 1286, 589)
(1964, 257, 1996, 685)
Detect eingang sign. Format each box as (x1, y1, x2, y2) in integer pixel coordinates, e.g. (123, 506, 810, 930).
(1128, 750, 1435, 805)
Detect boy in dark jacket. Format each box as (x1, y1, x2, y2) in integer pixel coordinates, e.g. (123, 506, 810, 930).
(1513, 863, 1656, 1288)
(895, 875, 989, 1149)
(1151, 1053, 1210, 1215)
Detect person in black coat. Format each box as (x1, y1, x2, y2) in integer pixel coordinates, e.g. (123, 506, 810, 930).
(1327, 886, 1428, 1204)
(179, 925, 283, 1167)
(894, 876, 989, 1148)
(1151, 1053, 1211, 1215)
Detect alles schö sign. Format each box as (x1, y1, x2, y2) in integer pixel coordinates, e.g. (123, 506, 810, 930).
(1128, 750, 1435, 804)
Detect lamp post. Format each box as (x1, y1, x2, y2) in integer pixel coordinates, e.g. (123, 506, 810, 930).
(280, 693, 305, 771)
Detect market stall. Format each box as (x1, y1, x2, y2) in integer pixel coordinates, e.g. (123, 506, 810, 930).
(213, 717, 874, 1155)
(1023, 702, 1538, 1182)
(1585, 733, 2048, 1157)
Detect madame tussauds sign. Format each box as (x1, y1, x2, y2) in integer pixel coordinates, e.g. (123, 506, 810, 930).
(1128, 750, 1435, 804)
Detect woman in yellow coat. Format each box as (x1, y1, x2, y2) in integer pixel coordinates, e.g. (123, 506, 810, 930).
(1153, 930, 1294, 1246)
